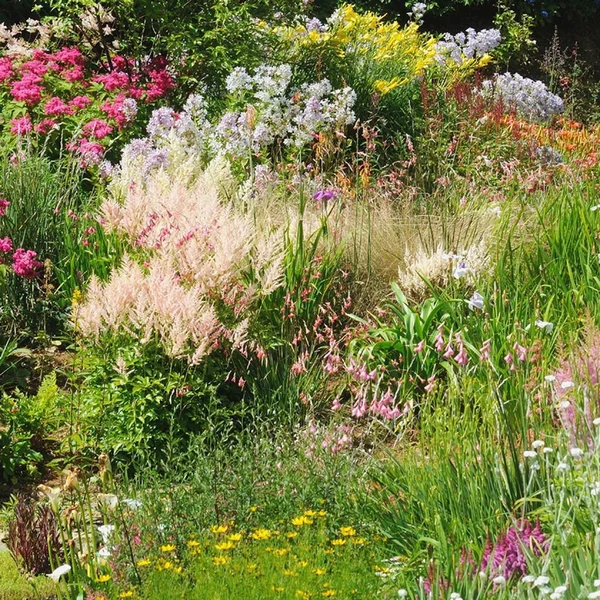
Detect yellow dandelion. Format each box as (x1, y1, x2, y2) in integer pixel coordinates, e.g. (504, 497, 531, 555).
(119, 593, 135, 599)
(137, 559, 151, 567)
(313, 569, 326, 576)
(340, 526, 357, 537)
(317, 510, 327, 517)
(330, 539, 346, 546)
(212, 555, 229, 566)
(211, 525, 228, 534)
(187, 540, 200, 547)
(161, 561, 173, 570)
(287, 532, 299, 539)
(160, 544, 176, 553)
(249, 506, 258, 513)
(96, 574, 111, 583)
(303, 510, 317, 518)
(227, 533, 242, 542)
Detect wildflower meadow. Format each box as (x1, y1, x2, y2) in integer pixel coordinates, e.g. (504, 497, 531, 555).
(1, 1, 600, 599)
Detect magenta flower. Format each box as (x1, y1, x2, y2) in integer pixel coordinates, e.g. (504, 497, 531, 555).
(34, 118, 57, 134)
(480, 519, 548, 580)
(82, 118, 113, 140)
(0, 56, 13, 83)
(10, 73, 43, 105)
(0, 237, 13, 253)
(69, 95, 92, 111)
(10, 115, 33, 135)
(44, 97, 70, 116)
(312, 189, 338, 202)
(12, 248, 43, 279)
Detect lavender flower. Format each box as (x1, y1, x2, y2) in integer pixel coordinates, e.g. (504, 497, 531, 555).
(436, 28, 502, 65)
(147, 106, 177, 138)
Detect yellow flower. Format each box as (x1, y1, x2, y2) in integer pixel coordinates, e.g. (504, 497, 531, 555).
(373, 77, 408, 95)
(297, 560, 308, 568)
(215, 542, 235, 551)
(136, 559, 151, 567)
(119, 593, 135, 599)
(291, 515, 314, 527)
(303, 510, 317, 518)
(324, 549, 334, 555)
(284, 569, 298, 576)
(330, 539, 346, 546)
(313, 568, 327, 576)
(287, 532, 299, 539)
(187, 540, 200, 547)
(160, 544, 176, 552)
(296, 591, 311, 600)
(227, 533, 242, 542)
(317, 510, 327, 517)
(322, 591, 336, 598)
(71, 288, 83, 307)
(352, 537, 368, 546)
(96, 574, 111, 583)
(211, 525, 228, 534)
(247, 563, 258, 571)
(273, 587, 285, 593)
(212, 555, 229, 566)
(251, 528, 273, 541)
(273, 548, 290, 556)
(340, 526, 357, 537)
(173, 566, 183, 574)
(161, 561, 173, 571)
(249, 506, 258, 513)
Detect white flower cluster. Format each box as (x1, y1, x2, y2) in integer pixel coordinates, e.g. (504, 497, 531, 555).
(482, 72, 564, 122)
(435, 28, 502, 65)
(408, 2, 427, 24)
(219, 64, 356, 157)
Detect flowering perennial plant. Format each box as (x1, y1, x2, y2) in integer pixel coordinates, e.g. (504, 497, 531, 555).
(481, 72, 564, 122)
(0, 47, 174, 165)
(435, 28, 502, 67)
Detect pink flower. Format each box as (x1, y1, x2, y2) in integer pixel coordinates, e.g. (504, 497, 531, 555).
(34, 118, 57, 134)
(455, 344, 469, 367)
(480, 339, 492, 361)
(424, 375, 436, 394)
(414, 340, 425, 353)
(82, 118, 113, 139)
(443, 342, 454, 359)
(10, 73, 43, 105)
(69, 95, 92, 110)
(0, 199, 10, 217)
(12, 248, 43, 279)
(54, 46, 85, 67)
(0, 57, 13, 83)
(44, 97, 70, 116)
(20, 59, 49, 77)
(0, 237, 13, 253)
(351, 397, 368, 418)
(10, 115, 33, 135)
(62, 66, 84, 82)
(513, 342, 527, 362)
(435, 325, 445, 352)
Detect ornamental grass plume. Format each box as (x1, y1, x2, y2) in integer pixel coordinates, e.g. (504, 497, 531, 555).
(552, 326, 600, 445)
(78, 160, 286, 363)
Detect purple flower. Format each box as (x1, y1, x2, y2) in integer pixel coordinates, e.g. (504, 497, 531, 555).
(480, 519, 548, 580)
(312, 189, 338, 203)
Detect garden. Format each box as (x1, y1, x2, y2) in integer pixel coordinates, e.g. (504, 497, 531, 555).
(1, 0, 600, 598)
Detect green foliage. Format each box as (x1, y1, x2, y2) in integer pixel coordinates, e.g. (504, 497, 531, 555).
(0, 152, 121, 336)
